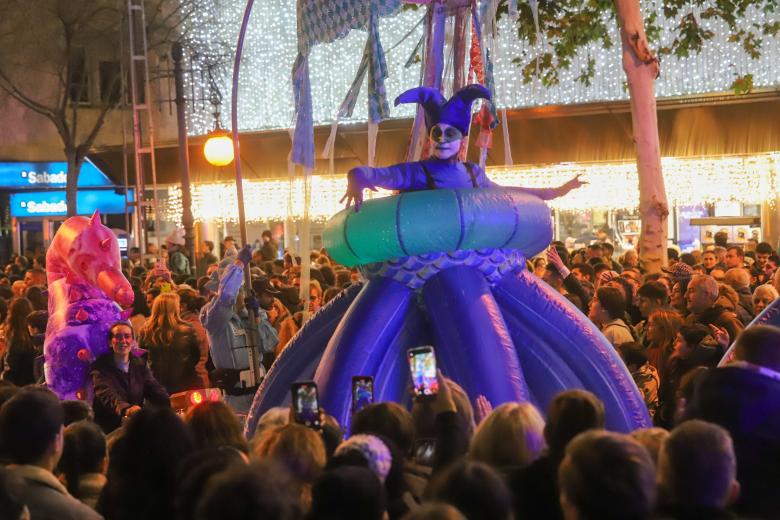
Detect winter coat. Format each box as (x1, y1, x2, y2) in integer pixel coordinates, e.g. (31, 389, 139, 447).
(90, 354, 170, 433)
(8, 464, 102, 520)
(139, 324, 202, 394)
(684, 305, 744, 355)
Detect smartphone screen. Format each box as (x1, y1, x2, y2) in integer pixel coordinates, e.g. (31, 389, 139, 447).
(352, 376, 374, 413)
(408, 346, 438, 398)
(413, 438, 437, 466)
(291, 381, 321, 429)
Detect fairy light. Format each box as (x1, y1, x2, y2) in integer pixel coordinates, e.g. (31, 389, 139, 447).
(178, 1, 780, 136)
(160, 152, 780, 223)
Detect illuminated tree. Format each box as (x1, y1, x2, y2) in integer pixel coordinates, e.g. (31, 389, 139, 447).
(501, 0, 778, 272)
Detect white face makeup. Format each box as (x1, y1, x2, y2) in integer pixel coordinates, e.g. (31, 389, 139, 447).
(429, 122, 463, 160)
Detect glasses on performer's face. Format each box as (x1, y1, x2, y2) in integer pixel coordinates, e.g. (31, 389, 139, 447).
(429, 125, 462, 143)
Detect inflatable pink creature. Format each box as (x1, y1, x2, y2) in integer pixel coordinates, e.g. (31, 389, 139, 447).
(44, 211, 134, 400)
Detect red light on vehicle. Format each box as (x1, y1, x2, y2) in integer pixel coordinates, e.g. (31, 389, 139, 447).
(190, 391, 203, 405)
(209, 389, 220, 402)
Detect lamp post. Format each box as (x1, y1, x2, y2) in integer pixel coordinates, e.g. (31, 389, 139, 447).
(227, 0, 262, 388)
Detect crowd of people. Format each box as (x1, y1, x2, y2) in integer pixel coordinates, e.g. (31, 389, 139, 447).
(0, 227, 777, 519)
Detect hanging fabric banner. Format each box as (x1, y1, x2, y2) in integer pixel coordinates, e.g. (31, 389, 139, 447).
(292, 0, 402, 168)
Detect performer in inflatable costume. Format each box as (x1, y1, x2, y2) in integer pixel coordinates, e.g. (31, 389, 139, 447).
(342, 84, 583, 207)
(246, 85, 651, 435)
(44, 211, 135, 401)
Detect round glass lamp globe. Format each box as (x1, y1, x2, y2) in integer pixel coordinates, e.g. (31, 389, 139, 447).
(204, 133, 234, 166)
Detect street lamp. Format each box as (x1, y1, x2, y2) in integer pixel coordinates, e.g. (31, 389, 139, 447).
(203, 71, 234, 167)
(204, 129, 234, 166)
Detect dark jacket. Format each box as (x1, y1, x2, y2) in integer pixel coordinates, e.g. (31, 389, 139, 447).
(684, 305, 744, 353)
(734, 286, 755, 318)
(685, 366, 780, 518)
(261, 240, 278, 262)
(508, 453, 562, 520)
(196, 251, 218, 278)
(1, 334, 36, 386)
(139, 324, 202, 394)
(90, 354, 170, 433)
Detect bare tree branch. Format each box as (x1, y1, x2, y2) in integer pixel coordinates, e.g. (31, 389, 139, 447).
(0, 68, 58, 120)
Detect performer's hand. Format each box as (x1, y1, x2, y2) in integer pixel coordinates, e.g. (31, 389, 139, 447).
(340, 167, 376, 213)
(562, 174, 587, 194)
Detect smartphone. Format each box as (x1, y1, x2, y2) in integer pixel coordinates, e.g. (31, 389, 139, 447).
(351, 376, 374, 414)
(291, 381, 321, 429)
(413, 438, 437, 466)
(408, 346, 438, 399)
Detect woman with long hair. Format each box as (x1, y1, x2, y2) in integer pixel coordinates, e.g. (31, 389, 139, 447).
(0, 297, 35, 386)
(138, 292, 201, 394)
(644, 308, 683, 383)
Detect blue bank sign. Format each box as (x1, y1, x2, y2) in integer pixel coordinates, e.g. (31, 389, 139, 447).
(0, 159, 114, 189)
(10, 190, 134, 218)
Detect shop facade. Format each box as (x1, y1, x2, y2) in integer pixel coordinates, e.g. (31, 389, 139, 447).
(0, 160, 134, 259)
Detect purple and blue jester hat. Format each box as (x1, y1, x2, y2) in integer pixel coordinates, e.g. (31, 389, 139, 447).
(394, 84, 491, 136)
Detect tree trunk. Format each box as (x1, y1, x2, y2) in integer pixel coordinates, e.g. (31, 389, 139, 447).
(614, 0, 668, 273)
(65, 150, 83, 217)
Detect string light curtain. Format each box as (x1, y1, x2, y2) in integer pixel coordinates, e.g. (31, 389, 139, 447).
(162, 152, 780, 223)
(180, 1, 780, 137)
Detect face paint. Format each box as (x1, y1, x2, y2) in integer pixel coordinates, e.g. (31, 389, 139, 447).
(429, 123, 463, 160)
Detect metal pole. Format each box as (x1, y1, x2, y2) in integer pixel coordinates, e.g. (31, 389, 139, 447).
(231, 0, 261, 386)
(172, 42, 196, 266)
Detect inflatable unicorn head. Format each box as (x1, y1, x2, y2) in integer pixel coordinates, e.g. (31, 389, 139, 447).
(46, 210, 133, 308)
(44, 211, 134, 401)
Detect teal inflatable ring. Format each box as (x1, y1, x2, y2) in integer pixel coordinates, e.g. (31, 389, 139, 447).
(323, 188, 553, 267)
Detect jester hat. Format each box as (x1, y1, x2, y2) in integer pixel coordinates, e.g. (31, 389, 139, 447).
(394, 84, 491, 136)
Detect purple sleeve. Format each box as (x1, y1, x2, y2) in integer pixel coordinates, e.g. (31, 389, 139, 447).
(358, 162, 428, 191)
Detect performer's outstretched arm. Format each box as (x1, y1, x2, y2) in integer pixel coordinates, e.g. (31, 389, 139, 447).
(341, 163, 425, 211)
(506, 174, 586, 201)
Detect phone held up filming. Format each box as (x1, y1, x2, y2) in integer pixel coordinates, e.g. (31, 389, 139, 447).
(408, 346, 438, 399)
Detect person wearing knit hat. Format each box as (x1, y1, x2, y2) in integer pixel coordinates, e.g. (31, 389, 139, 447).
(662, 262, 694, 285)
(341, 84, 585, 212)
(333, 434, 393, 484)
